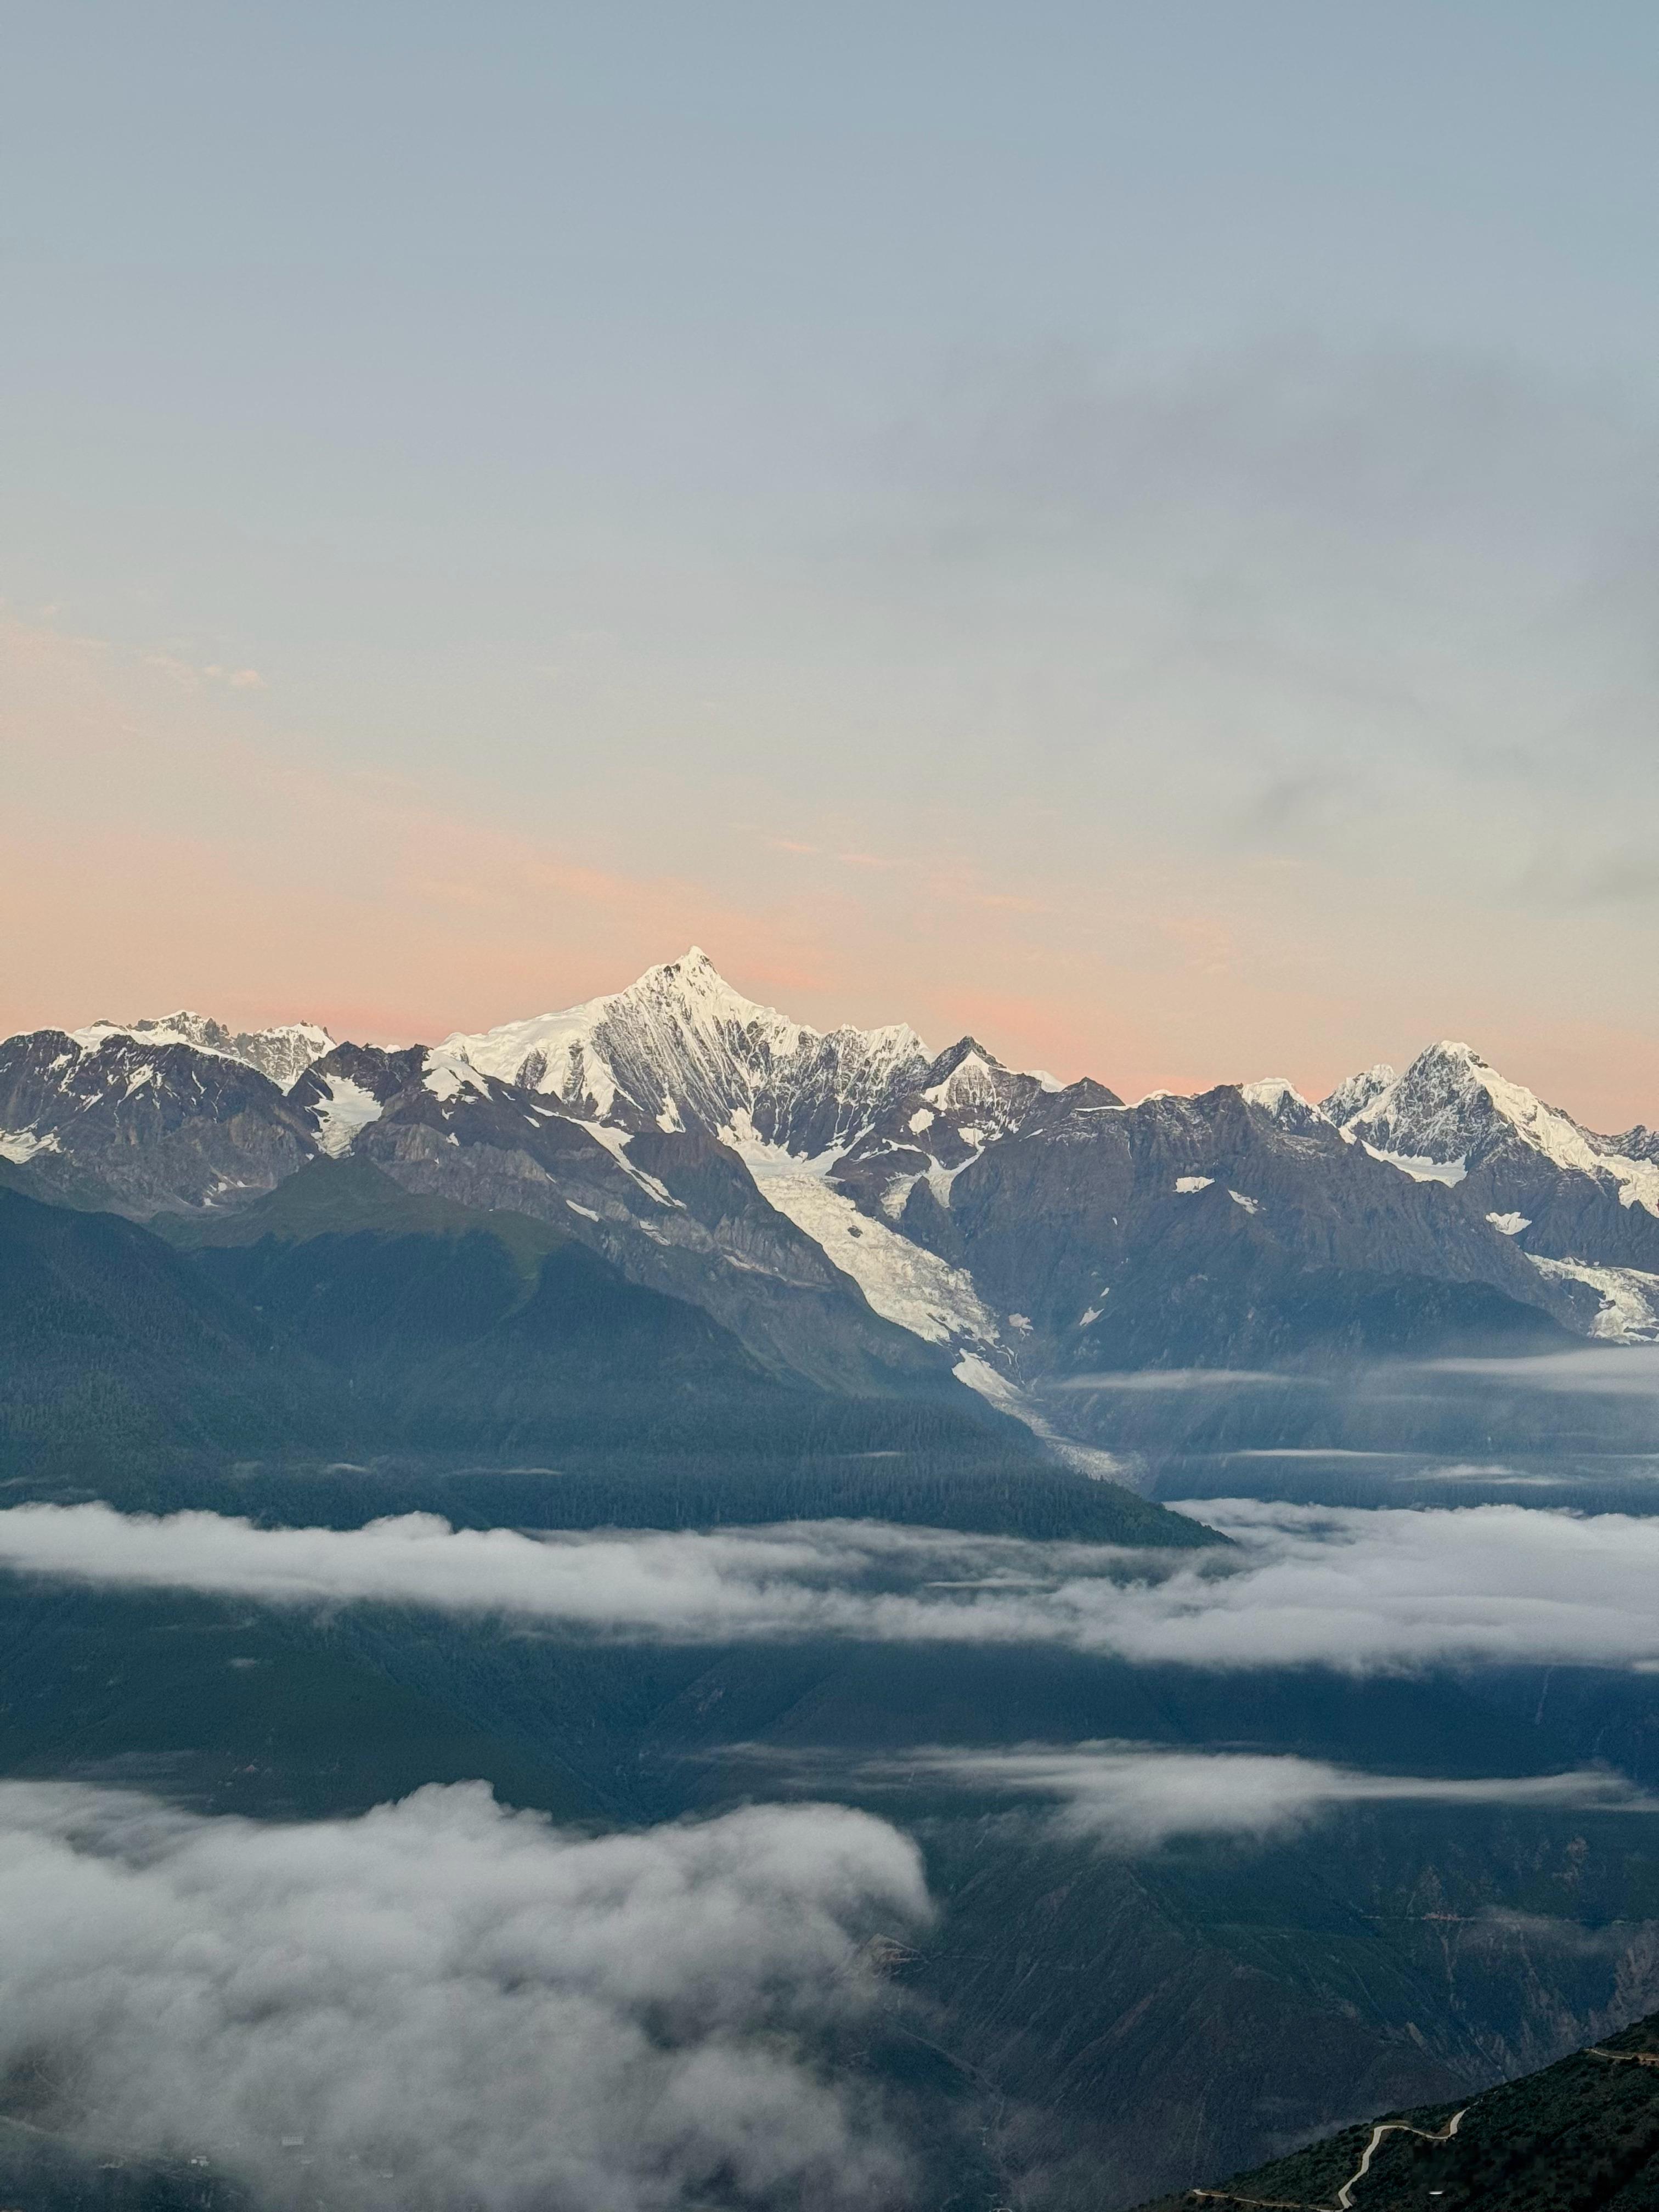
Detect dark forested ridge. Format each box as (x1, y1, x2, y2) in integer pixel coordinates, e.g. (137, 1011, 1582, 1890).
(0, 1169, 1207, 1545)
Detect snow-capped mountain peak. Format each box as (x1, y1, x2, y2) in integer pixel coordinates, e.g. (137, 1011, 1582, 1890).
(1319, 1063, 1396, 1127)
(66, 1011, 335, 1090)
(443, 950, 930, 1154)
(921, 1039, 1028, 1113)
(813, 1033, 1094, 1231)
(1240, 1077, 1329, 1135)
(1332, 1040, 1659, 1216)
(1348, 1041, 1556, 1160)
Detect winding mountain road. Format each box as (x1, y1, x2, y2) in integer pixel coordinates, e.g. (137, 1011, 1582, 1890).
(1193, 2049, 1659, 2212)
(1333, 2108, 1466, 2210)
(1192, 2104, 1471, 2212)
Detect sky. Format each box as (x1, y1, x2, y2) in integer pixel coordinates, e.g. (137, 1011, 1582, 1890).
(5, 4, 1659, 1126)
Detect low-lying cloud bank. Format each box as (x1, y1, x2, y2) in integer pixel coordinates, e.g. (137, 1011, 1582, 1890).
(10, 1498, 1659, 1672)
(1053, 1350, 1659, 1399)
(877, 1743, 1657, 1848)
(1051, 1369, 1330, 1391)
(0, 1781, 929, 2211)
(1434, 1347, 1659, 1396)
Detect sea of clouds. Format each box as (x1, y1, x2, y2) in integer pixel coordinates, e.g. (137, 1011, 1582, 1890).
(11, 1490, 1659, 2205)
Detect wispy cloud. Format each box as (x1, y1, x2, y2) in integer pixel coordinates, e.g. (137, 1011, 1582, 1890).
(0, 613, 782, 1045)
(8, 595, 1659, 1126)
(0, 1781, 927, 2210)
(141, 652, 267, 693)
(1053, 1369, 1331, 1391)
(868, 1742, 1656, 1848)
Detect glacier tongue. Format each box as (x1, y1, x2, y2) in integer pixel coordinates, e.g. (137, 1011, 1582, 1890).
(737, 1140, 1002, 1352)
(310, 1074, 385, 1157)
(1526, 1255, 1659, 1341)
(1361, 1144, 1468, 1187)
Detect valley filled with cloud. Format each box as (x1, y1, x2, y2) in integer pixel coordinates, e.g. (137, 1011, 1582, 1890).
(9, 1495, 1659, 1675)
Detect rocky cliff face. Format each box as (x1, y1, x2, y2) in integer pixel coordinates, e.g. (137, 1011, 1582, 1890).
(1327, 1040, 1659, 1281)
(945, 1080, 1564, 1359)
(69, 1011, 334, 1088)
(827, 1036, 1088, 1231)
(349, 1053, 969, 1397)
(0, 1028, 317, 1214)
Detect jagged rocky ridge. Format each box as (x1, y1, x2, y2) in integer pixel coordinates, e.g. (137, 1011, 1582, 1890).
(1328, 1040, 1659, 1275)
(3, 953, 1656, 1432)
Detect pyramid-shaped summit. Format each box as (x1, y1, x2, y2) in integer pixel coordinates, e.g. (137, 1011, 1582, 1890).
(441, 950, 930, 1152)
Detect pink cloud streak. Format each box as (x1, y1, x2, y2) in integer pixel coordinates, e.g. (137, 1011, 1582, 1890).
(3, 612, 1655, 1131)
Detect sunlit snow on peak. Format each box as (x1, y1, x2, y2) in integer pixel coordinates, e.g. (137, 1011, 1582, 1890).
(441, 952, 929, 1156)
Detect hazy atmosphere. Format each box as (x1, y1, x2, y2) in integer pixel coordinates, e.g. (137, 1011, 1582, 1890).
(7, 6, 1659, 1121)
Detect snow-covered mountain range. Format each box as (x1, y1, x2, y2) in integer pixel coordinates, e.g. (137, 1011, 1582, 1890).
(71, 1011, 336, 1090)
(4, 954, 1657, 1434)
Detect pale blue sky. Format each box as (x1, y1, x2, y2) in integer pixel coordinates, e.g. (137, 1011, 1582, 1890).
(6, 5, 1659, 1121)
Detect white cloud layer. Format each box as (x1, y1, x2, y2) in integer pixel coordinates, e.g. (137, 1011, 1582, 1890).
(882, 1743, 1657, 1849)
(0, 1781, 929, 2211)
(9, 1498, 1659, 1673)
